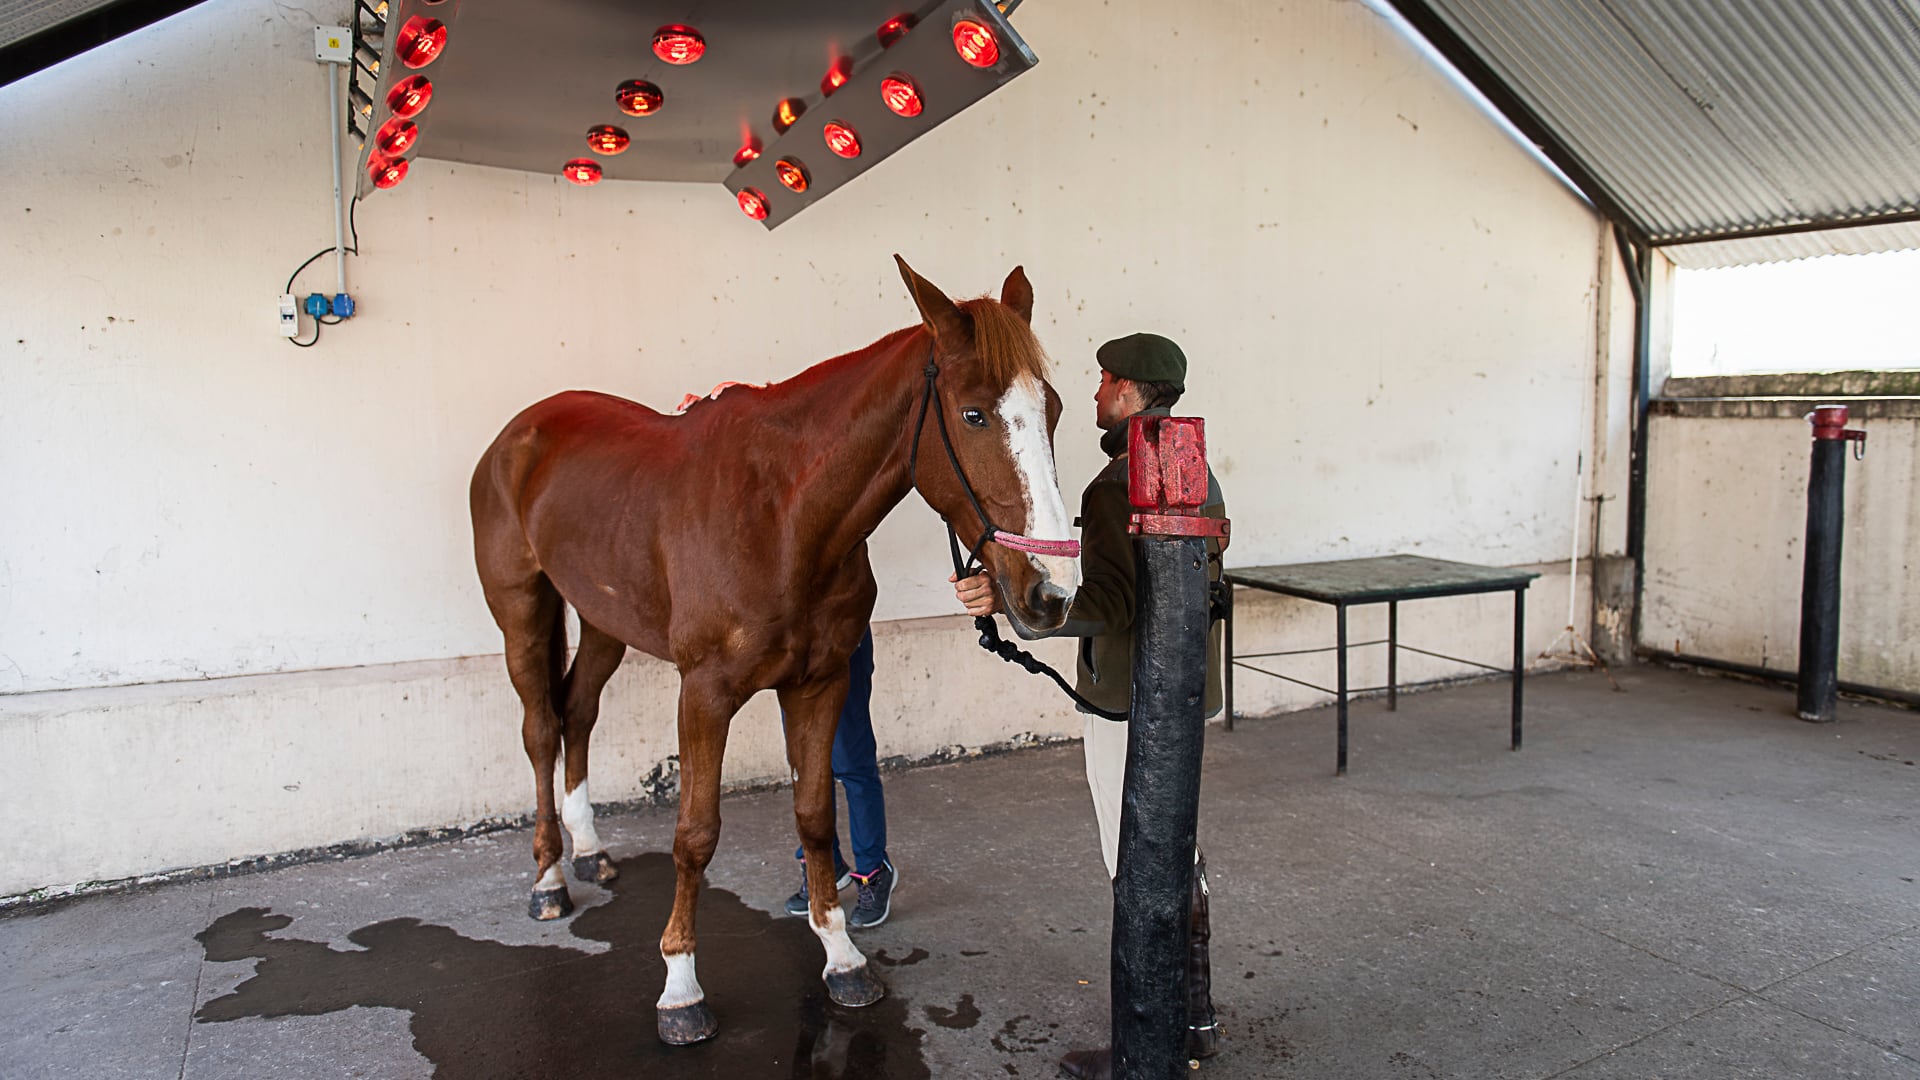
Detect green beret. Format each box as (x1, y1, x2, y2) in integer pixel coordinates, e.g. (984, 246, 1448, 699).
(1096, 332, 1187, 391)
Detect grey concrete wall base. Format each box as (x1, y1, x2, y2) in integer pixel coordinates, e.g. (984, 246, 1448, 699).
(1590, 555, 1637, 665)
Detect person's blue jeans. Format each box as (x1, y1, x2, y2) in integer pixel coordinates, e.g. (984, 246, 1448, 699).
(786, 629, 888, 877)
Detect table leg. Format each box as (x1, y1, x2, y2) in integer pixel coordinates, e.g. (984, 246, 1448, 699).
(1224, 585, 1235, 732)
(1512, 586, 1526, 751)
(1336, 603, 1349, 776)
(1388, 600, 1399, 712)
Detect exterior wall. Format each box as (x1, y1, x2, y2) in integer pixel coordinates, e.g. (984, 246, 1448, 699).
(1643, 402, 1920, 695)
(0, 618, 1082, 897)
(0, 0, 1608, 896)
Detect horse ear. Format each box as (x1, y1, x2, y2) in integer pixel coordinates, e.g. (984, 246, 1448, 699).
(1000, 266, 1033, 323)
(894, 254, 967, 343)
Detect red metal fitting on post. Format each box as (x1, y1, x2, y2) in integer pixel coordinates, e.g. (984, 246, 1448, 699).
(1126, 415, 1230, 546)
(1807, 404, 1867, 457)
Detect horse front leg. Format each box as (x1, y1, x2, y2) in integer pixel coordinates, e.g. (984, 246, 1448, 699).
(778, 677, 886, 1008)
(656, 672, 741, 1045)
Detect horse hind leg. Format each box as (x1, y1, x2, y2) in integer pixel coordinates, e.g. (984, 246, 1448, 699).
(778, 678, 885, 1009)
(655, 670, 744, 1045)
(561, 618, 626, 886)
(481, 568, 575, 920)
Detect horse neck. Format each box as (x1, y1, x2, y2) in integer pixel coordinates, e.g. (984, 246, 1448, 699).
(751, 329, 927, 566)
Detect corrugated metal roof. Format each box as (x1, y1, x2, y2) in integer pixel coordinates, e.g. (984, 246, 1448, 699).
(1414, 0, 1920, 267)
(1, 1, 101, 50)
(1, 0, 210, 87)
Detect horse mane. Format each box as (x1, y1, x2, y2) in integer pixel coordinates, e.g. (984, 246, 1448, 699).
(740, 296, 1049, 402)
(958, 297, 1050, 384)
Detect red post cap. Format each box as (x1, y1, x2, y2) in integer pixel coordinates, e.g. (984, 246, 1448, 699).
(1128, 416, 1208, 510)
(1808, 404, 1850, 439)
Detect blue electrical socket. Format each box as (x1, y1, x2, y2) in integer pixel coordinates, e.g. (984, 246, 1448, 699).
(303, 293, 330, 318)
(332, 293, 355, 319)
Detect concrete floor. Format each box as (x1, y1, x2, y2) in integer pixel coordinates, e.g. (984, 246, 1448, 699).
(3, 665, 1917, 1079)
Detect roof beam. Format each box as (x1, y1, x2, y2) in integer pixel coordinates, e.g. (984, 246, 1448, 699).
(1655, 207, 1920, 248)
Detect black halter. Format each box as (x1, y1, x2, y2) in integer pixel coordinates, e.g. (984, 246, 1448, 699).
(908, 349, 1000, 579)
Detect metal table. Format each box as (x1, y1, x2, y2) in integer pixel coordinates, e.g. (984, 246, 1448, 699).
(1223, 555, 1539, 774)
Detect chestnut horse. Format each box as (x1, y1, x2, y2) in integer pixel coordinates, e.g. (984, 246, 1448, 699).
(469, 257, 1079, 1044)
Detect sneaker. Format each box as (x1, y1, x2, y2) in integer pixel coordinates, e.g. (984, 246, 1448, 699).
(847, 860, 898, 929)
(784, 858, 853, 917)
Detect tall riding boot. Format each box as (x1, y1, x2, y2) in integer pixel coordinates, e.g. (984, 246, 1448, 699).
(1186, 850, 1220, 1059)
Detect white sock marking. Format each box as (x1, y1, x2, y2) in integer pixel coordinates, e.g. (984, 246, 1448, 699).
(561, 780, 603, 857)
(535, 862, 564, 891)
(811, 906, 866, 976)
(997, 374, 1080, 598)
(659, 951, 704, 1009)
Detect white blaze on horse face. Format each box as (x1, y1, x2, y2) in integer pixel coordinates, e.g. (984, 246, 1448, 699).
(997, 374, 1080, 599)
(561, 779, 603, 857)
(658, 951, 705, 1008)
(811, 905, 867, 976)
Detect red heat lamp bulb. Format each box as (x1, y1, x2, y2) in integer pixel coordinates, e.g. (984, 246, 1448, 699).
(733, 141, 762, 167)
(615, 80, 664, 117)
(395, 16, 447, 69)
(563, 159, 603, 186)
(587, 124, 630, 155)
(375, 117, 418, 156)
(775, 158, 810, 193)
(877, 14, 917, 48)
(822, 120, 861, 159)
(738, 187, 770, 220)
(880, 73, 924, 117)
(821, 56, 853, 97)
(651, 25, 705, 65)
(952, 19, 999, 68)
(773, 97, 806, 134)
(369, 155, 409, 189)
(386, 75, 433, 118)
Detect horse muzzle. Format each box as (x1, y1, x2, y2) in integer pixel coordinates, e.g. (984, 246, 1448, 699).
(1000, 575, 1072, 640)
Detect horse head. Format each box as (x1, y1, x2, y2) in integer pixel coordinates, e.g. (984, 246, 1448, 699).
(896, 256, 1079, 639)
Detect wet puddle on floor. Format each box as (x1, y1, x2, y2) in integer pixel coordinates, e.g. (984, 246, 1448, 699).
(194, 851, 933, 1078)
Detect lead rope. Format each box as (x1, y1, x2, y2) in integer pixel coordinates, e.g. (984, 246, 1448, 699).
(912, 348, 1130, 722)
(948, 512, 1128, 722)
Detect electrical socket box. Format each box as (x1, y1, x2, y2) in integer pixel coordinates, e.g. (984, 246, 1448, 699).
(278, 294, 301, 338)
(314, 26, 351, 64)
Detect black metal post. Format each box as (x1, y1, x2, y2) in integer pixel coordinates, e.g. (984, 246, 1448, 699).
(1336, 604, 1349, 776)
(1111, 534, 1210, 1080)
(1512, 586, 1526, 750)
(1223, 584, 1235, 732)
(1615, 227, 1653, 654)
(1797, 406, 1863, 722)
(1387, 600, 1399, 712)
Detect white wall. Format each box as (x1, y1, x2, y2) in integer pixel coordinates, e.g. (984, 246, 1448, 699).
(1644, 413, 1920, 693)
(0, 0, 1608, 895)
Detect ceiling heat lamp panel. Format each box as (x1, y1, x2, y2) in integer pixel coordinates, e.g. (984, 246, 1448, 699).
(724, 0, 1037, 229)
(348, 0, 1037, 230)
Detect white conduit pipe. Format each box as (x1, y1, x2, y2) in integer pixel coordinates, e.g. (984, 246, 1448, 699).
(328, 61, 348, 296)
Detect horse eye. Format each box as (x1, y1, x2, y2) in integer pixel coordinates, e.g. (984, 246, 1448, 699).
(961, 408, 989, 428)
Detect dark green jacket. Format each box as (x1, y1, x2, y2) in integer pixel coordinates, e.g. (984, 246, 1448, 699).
(1053, 407, 1228, 718)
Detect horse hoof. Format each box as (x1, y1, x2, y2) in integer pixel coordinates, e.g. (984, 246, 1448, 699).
(824, 964, 887, 1008)
(571, 851, 618, 884)
(657, 1001, 719, 1045)
(528, 886, 574, 921)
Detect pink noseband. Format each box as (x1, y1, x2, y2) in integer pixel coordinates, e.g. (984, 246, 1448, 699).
(993, 533, 1080, 558)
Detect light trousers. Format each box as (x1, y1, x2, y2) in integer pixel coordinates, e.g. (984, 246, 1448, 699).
(1083, 713, 1131, 879)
